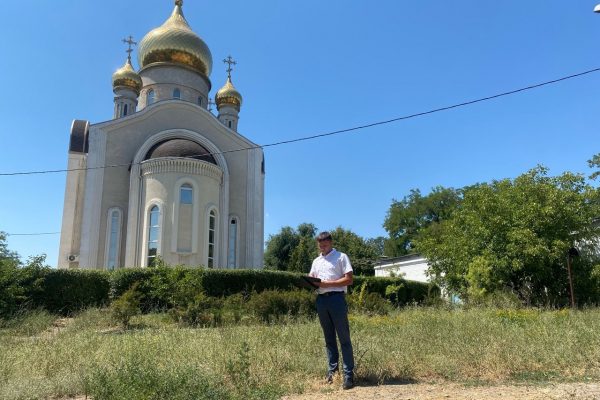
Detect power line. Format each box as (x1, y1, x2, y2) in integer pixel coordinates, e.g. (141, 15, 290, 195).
(6, 232, 61, 236)
(1, 66, 599, 177)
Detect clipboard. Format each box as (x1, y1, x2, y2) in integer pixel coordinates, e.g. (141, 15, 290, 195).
(298, 275, 321, 290)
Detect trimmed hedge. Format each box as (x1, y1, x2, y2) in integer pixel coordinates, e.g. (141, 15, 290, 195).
(1, 265, 438, 317)
(0, 265, 109, 317)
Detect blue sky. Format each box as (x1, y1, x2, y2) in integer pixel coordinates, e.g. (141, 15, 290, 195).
(0, 0, 599, 266)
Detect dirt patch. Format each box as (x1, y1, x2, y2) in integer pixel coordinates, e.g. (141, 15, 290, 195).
(281, 382, 600, 400)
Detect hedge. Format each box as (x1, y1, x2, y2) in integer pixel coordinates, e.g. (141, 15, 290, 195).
(0, 265, 110, 317)
(1, 265, 438, 317)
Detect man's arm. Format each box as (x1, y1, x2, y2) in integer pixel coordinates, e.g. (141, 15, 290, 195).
(317, 272, 353, 288)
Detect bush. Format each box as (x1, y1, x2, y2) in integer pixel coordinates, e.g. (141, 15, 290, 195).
(0, 265, 109, 317)
(347, 282, 391, 315)
(110, 266, 203, 312)
(171, 292, 223, 327)
(39, 269, 110, 315)
(111, 282, 141, 329)
(0, 264, 46, 318)
(353, 275, 439, 306)
(247, 289, 315, 323)
(201, 269, 301, 297)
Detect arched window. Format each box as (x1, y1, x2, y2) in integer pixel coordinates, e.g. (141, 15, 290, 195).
(173, 88, 181, 99)
(197, 96, 203, 106)
(228, 121, 232, 128)
(147, 89, 155, 105)
(177, 184, 193, 252)
(123, 104, 128, 116)
(147, 205, 160, 266)
(207, 209, 217, 268)
(227, 217, 238, 268)
(106, 208, 122, 270)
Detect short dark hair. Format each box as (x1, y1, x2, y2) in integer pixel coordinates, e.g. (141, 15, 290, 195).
(316, 231, 332, 242)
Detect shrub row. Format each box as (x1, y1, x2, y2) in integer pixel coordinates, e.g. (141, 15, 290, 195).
(1, 265, 437, 318)
(0, 265, 109, 317)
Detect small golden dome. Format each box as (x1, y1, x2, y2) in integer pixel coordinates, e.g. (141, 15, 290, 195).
(215, 77, 242, 111)
(137, 1, 212, 77)
(112, 58, 142, 94)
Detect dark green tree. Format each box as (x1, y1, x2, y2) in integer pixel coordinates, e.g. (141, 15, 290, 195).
(588, 153, 600, 180)
(383, 186, 461, 257)
(416, 166, 600, 306)
(330, 227, 378, 276)
(264, 223, 316, 271)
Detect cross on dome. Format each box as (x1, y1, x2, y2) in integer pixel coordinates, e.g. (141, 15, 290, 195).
(223, 55, 237, 79)
(122, 35, 137, 63)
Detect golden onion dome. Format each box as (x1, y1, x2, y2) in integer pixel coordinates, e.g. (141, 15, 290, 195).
(215, 77, 243, 111)
(112, 58, 142, 94)
(137, 1, 213, 77)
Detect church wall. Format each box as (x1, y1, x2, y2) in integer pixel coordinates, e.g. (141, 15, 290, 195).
(141, 164, 221, 266)
(138, 65, 210, 110)
(90, 102, 263, 269)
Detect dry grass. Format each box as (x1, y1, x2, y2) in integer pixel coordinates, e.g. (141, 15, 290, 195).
(1, 307, 599, 399)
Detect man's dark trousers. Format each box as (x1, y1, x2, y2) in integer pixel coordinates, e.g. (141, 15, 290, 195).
(316, 292, 354, 379)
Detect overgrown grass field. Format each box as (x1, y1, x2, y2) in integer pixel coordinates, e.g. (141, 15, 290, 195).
(1, 307, 599, 400)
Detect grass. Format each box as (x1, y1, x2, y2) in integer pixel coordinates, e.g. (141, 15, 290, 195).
(1, 307, 599, 399)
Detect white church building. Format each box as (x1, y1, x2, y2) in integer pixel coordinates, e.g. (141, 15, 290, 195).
(58, 0, 264, 270)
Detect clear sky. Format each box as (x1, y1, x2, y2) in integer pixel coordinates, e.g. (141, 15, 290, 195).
(0, 0, 599, 266)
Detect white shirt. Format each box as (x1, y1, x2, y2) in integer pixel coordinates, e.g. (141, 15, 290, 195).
(309, 248, 353, 294)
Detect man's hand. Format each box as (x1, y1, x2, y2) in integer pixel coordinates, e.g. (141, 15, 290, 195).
(317, 272, 353, 288)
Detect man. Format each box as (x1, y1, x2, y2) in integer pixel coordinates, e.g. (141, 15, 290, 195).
(309, 231, 355, 390)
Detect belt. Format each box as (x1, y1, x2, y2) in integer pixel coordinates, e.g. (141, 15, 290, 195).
(318, 291, 345, 297)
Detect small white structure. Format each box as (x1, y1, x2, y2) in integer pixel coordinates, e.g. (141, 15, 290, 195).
(374, 254, 430, 283)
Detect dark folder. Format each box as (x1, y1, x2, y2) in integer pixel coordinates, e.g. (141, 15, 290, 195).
(298, 275, 321, 290)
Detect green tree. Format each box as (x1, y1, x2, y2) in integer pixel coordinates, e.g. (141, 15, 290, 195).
(383, 186, 461, 256)
(588, 152, 600, 182)
(0, 232, 20, 269)
(288, 224, 318, 273)
(264, 224, 316, 271)
(416, 166, 600, 306)
(331, 227, 378, 276)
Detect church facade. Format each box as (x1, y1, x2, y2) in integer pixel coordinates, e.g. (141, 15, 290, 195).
(58, 1, 264, 269)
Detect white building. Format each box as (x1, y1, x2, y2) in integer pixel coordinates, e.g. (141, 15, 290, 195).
(374, 254, 430, 282)
(58, 1, 264, 270)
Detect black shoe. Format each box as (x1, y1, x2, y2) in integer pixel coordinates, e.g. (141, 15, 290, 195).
(325, 372, 335, 384)
(342, 376, 354, 390)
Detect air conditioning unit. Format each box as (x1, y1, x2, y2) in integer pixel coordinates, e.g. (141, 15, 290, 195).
(67, 254, 79, 262)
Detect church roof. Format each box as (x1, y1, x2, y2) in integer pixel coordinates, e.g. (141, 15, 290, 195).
(145, 138, 217, 165)
(137, 0, 213, 77)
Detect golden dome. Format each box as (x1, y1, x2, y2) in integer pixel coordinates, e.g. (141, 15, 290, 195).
(137, 1, 212, 77)
(112, 58, 142, 94)
(215, 77, 242, 111)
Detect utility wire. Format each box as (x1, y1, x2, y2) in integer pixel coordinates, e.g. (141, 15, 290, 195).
(1, 66, 599, 177)
(6, 232, 61, 236)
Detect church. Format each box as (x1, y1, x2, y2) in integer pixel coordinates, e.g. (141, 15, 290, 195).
(58, 0, 265, 270)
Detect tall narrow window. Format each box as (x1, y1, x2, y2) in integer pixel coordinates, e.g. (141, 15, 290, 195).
(177, 184, 193, 252)
(106, 209, 121, 270)
(173, 88, 181, 99)
(197, 96, 203, 106)
(147, 89, 155, 105)
(208, 210, 216, 268)
(123, 104, 128, 116)
(228, 218, 237, 268)
(147, 205, 160, 267)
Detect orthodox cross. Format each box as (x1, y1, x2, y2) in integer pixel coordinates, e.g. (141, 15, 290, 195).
(223, 55, 237, 79)
(122, 35, 137, 62)
(208, 97, 216, 112)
